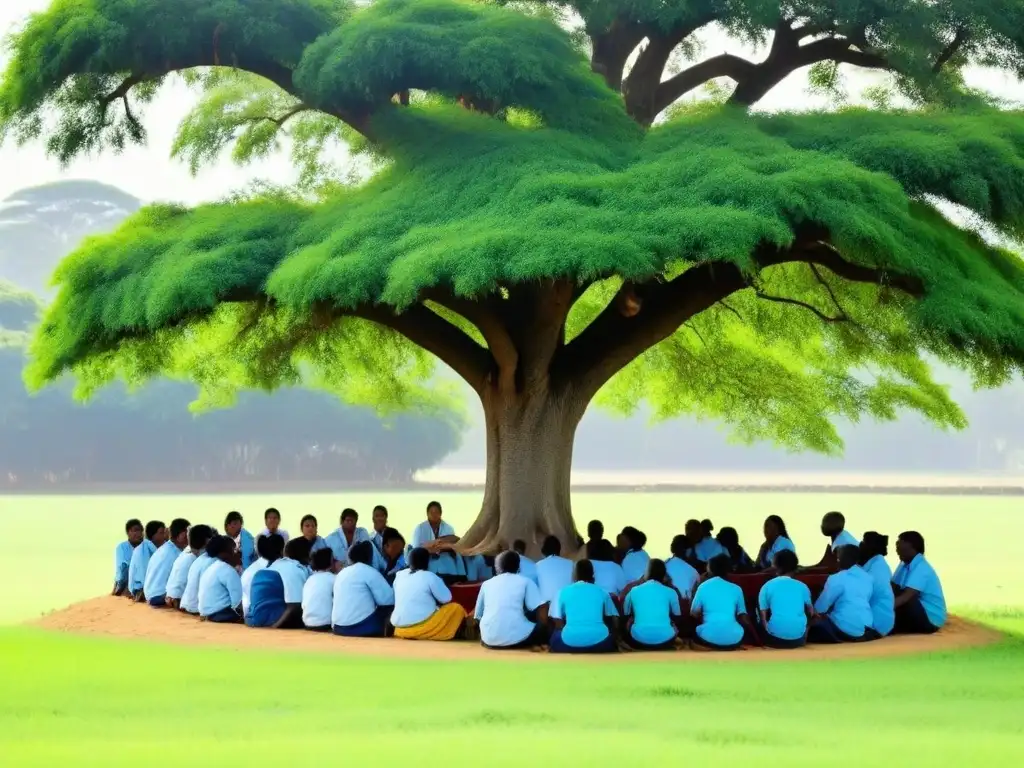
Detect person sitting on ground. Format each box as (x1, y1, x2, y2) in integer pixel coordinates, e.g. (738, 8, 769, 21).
(299, 514, 329, 556)
(265, 538, 312, 629)
(535, 535, 574, 609)
(198, 535, 244, 623)
(332, 541, 395, 637)
(588, 539, 628, 596)
(113, 519, 144, 596)
(623, 559, 683, 651)
(586, 520, 605, 550)
(167, 524, 212, 610)
(300, 548, 336, 631)
(860, 532, 895, 638)
(892, 531, 946, 635)
(260, 507, 289, 543)
(411, 501, 464, 584)
(376, 527, 407, 582)
(245, 534, 288, 627)
(511, 540, 539, 585)
(128, 521, 167, 602)
(370, 505, 389, 553)
(325, 508, 371, 567)
(549, 559, 619, 654)
(811, 511, 859, 571)
(465, 552, 494, 581)
(224, 511, 257, 570)
(757, 550, 814, 649)
(665, 535, 700, 603)
(690, 554, 755, 651)
(757, 515, 797, 571)
(143, 518, 190, 607)
(474, 550, 548, 650)
(809, 545, 874, 643)
(716, 526, 756, 573)
(619, 527, 651, 583)
(684, 519, 726, 570)
(391, 547, 467, 641)
(180, 526, 218, 615)
(241, 534, 271, 619)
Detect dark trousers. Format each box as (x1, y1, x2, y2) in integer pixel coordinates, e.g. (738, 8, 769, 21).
(550, 631, 617, 654)
(893, 597, 939, 635)
(113, 580, 128, 597)
(306, 624, 332, 633)
(203, 607, 242, 623)
(691, 635, 743, 651)
(808, 616, 864, 644)
(484, 623, 549, 650)
(148, 595, 167, 608)
(763, 632, 806, 649)
(625, 632, 677, 651)
(333, 606, 393, 637)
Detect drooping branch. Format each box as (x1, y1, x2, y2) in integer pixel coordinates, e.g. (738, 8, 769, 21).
(933, 28, 970, 73)
(423, 290, 518, 390)
(590, 18, 649, 91)
(753, 289, 846, 322)
(652, 54, 757, 119)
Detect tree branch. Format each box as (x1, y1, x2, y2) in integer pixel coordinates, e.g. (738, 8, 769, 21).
(423, 289, 518, 390)
(753, 289, 846, 322)
(653, 54, 757, 115)
(933, 28, 970, 73)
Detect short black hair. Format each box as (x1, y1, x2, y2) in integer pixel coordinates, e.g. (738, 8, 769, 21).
(898, 530, 925, 555)
(169, 518, 190, 539)
(497, 550, 520, 575)
(708, 553, 731, 578)
(145, 520, 165, 541)
(645, 558, 667, 583)
(541, 536, 561, 557)
(586, 539, 616, 562)
(773, 549, 799, 574)
(206, 535, 233, 559)
(372, 505, 388, 515)
(341, 508, 358, 522)
(860, 531, 889, 562)
(264, 507, 281, 522)
(382, 527, 405, 547)
(426, 500, 442, 512)
(349, 540, 374, 566)
(408, 546, 430, 571)
(311, 547, 334, 572)
(125, 519, 142, 534)
(587, 520, 604, 539)
(285, 537, 313, 564)
(701, 519, 715, 536)
(573, 559, 595, 583)
(621, 526, 647, 550)
(765, 514, 789, 538)
(836, 544, 860, 570)
(255, 534, 268, 559)
(512, 539, 527, 555)
(188, 524, 214, 550)
(300, 514, 317, 528)
(261, 533, 285, 562)
(716, 526, 739, 549)
(670, 534, 688, 558)
(225, 511, 243, 527)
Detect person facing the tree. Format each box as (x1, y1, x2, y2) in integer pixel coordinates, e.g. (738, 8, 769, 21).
(684, 519, 725, 569)
(619, 527, 651, 583)
(391, 547, 466, 641)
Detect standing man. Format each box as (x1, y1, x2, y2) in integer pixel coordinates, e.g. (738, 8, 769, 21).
(113, 519, 144, 596)
(325, 508, 371, 567)
(892, 531, 947, 634)
(144, 518, 190, 606)
(224, 511, 256, 570)
(128, 521, 167, 602)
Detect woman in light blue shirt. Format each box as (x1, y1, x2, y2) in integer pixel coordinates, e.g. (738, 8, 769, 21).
(684, 519, 726, 569)
(756, 515, 797, 571)
(623, 559, 682, 650)
(690, 554, 753, 651)
(860, 531, 895, 637)
(587, 539, 628, 596)
(665, 535, 700, 603)
(757, 549, 813, 648)
(618, 527, 650, 584)
(299, 515, 329, 556)
(549, 560, 619, 654)
(198, 536, 244, 623)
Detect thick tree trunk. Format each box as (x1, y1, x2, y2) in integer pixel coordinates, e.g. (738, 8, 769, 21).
(459, 386, 586, 557)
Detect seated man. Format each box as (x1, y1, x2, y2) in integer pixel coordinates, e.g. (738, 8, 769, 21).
(333, 541, 395, 636)
(198, 535, 245, 623)
(683, 519, 726, 571)
(811, 511, 860, 571)
(619, 527, 651, 584)
(892, 531, 946, 634)
(112, 519, 144, 596)
(127, 521, 167, 602)
(690, 554, 755, 651)
(302, 548, 336, 631)
(180, 527, 218, 616)
(588, 539, 627, 596)
(810, 545, 874, 643)
(374, 527, 407, 583)
(166, 525, 212, 610)
(535, 536, 574, 609)
(623, 559, 682, 650)
(391, 547, 466, 641)
(263, 538, 311, 629)
(511, 540, 538, 585)
(241, 535, 270, 618)
(474, 550, 548, 650)
(143, 518, 190, 607)
(325, 508, 371, 567)
(260, 507, 290, 543)
(224, 511, 257, 570)
(246, 534, 289, 627)
(757, 549, 814, 648)
(549, 559, 619, 654)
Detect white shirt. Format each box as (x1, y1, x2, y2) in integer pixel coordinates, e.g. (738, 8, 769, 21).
(269, 558, 308, 603)
(535, 555, 574, 604)
(241, 557, 268, 616)
(332, 562, 395, 627)
(515, 556, 539, 585)
(259, 527, 290, 543)
(474, 572, 544, 647)
(665, 556, 700, 599)
(592, 560, 627, 595)
(165, 550, 196, 600)
(197, 559, 243, 617)
(301, 571, 336, 628)
(180, 553, 215, 614)
(324, 526, 372, 564)
(391, 569, 452, 627)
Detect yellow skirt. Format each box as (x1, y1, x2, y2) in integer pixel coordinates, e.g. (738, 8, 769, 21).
(394, 603, 467, 641)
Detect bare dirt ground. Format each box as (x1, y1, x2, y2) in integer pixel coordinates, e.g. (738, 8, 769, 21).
(31, 597, 1002, 663)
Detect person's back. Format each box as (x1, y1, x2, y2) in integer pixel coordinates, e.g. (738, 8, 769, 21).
(665, 556, 699, 599)
(474, 570, 543, 648)
(552, 579, 617, 650)
(269, 557, 308, 606)
(624, 579, 680, 648)
(758, 575, 812, 643)
(536, 554, 573, 604)
(691, 574, 746, 648)
(332, 560, 395, 635)
(862, 553, 895, 636)
(143, 539, 181, 605)
(247, 568, 286, 627)
(241, 557, 269, 618)
(198, 557, 243, 621)
(516, 555, 539, 585)
(591, 559, 627, 595)
(814, 565, 873, 638)
(621, 549, 650, 583)
(391, 568, 450, 628)
(166, 549, 197, 604)
(127, 538, 158, 598)
(302, 570, 336, 630)
(180, 552, 215, 614)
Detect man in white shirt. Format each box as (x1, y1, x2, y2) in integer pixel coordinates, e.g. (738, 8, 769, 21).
(268, 538, 311, 629)
(474, 551, 547, 649)
(324, 508, 372, 568)
(332, 541, 395, 636)
(511, 540, 539, 585)
(302, 548, 336, 630)
(535, 536, 574, 606)
(198, 535, 244, 622)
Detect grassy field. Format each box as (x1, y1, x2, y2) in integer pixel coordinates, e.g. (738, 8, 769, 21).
(1, 491, 1023, 764)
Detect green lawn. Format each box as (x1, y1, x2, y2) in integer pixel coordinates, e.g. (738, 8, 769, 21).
(1, 492, 1022, 764)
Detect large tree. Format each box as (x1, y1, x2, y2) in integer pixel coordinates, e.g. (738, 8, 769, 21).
(3, 0, 1024, 552)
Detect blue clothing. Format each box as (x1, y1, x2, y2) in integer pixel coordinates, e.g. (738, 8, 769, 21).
(180, 553, 215, 614)
(893, 554, 947, 628)
(691, 576, 746, 647)
(411, 520, 462, 576)
(332, 562, 395, 627)
(552, 581, 617, 649)
(246, 569, 286, 627)
(143, 541, 182, 599)
(535, 555, 574, 604)
(665, 556, 699, 599)
(621, 550, 651, 583)
(305, 535, 329, 555)
(465, 554, 493, 582)
(166, 551, 196, 600)
(514, 555, 538, 585)
(333, 605, 393, 637)
(757, 575, 812, 641)
(863, 554, 895, 636)
(127, 539, 157, 593)
(391, 569, 452, 627)
(269, 558, 308, 603)
(624, 581, 680, 646)
(592, 560, 627, 595)
(238, 529, 257, 570)
(324, 526, 372, 564)
(474, 573, 543, 648)
(830, 529, 860, 551)
(688, 537, 726, 564)
(113, 540, 135, 587)
(198, 559, 243, 617)
(549, 630, 616, 654)
(814, 567, 873, 637)
(759, 536, 797, 569)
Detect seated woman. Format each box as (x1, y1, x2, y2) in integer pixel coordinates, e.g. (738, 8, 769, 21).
(197, 535, 244, 623)
(757, 550, 813, 648)
(474, 551, 547, 649)
(299, 514, 329, 555)
(809, 545, 873, 643)
(690, 554, 754, 651)
(891, 531, 946, 634)
(618, 527, 651, 584)
(587, 539, 628, 597)
(391, 547, 467, 641)
(756, 515, 797, 571)
(301, 548, 337, 631)
(622, 559, 682, 650)
(716, 527, 756, 573)
(549, 559, 619, 654)
(333, 541, 395, 637)
(684, 519, 726, 570)
(665, 535, 700, 600)
(860, 532, 895, 638)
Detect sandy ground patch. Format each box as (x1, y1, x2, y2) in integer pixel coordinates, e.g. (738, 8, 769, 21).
(28, 596, 1003, 663)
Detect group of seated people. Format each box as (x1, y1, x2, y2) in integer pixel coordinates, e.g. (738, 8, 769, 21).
(112, 503, 947, 652)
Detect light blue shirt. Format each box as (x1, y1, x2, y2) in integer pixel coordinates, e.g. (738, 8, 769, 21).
(552, 581, 617, 648)
(269, 558, 308, 603)
(830, 529, 860, 551)
(625, 581, 680, 646)
(814, 567, 873, 637)
(113, 540, 134, 585)
(535, 555, 574, 605)
(758, 575, 812, 641)
(515, 555, 539, 585)
(465, 554, 493, 582)
(241, 557, 268, 616)
(391, 569, 452, 627)
(691, 576, 746, 647)
(474, 573, 543, 647)
(893, 554, 946, 628)
(759, 536, 797, 569)
(302, 571, 336, 628)
(332, 562, 395, 627)
(863, 554, 895, 636)
(304, 535, 329, 555)
(621, 550, 651, 583)
(128, 539, 157, 592)
(166, 550, 197, 600)
(324, 526, 372, 564)
(411, 520, 462, 576)
(592, 560, 627, 595)
(237, 529, 257, 570)
(688, 537, 726, 564)
(665, 556, 699, 599)
(198, 559, 243, 616)
(180, 553, 215, 614)
(143, 541, 181, 599)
